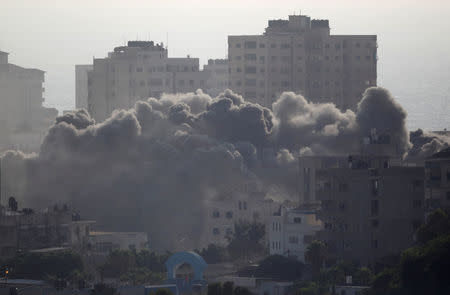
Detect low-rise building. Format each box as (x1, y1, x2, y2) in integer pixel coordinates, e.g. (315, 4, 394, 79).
(87, 231, 148, 254)
(268, 206, 322, 262)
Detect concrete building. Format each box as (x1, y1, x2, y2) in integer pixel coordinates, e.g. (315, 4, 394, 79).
(87, 231, 148, 255)
(75, 64, 93, 110)
(203, 59, 228, 97)
(199, 186, 279, 250)
(424, 147, 450, 211)
(268, 206, 322, 262)
(0, 207, 94, 259)
(228, 15, 377, 109)
(313, 156, 424, 265)
(0, 50, 57, 152)
(87, 41, 208, 122)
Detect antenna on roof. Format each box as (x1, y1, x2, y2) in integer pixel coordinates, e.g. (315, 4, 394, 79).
(166, 32, 169, 51)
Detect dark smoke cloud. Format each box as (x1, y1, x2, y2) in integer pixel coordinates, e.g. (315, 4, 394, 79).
(408, 129, 450, 159)
(1, 86, 435, 250)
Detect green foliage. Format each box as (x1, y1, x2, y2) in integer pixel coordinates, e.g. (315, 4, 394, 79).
(416, 209, 450, 244)
(154, 289, 174, 295)
(90, 283, 119, 295)
(223, 281, 234, 295)
(399, 234, 450, 295)
(227, 221, 265, 259)
(198, 244, 230, 264)
(99, 249, 167, 280)
(208, 282, 223, 295)
(7, 250, 83, 280)
(119, 267, 164, 285)
(233, 286, 252, 295)
(257, 255, 304, 280)
(305, 240, 327, 279)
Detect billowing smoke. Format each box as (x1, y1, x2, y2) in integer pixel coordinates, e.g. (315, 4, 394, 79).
(408, 129, 450, 159)
(1, 87, 441, 250)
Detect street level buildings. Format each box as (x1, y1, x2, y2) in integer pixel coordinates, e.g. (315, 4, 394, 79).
(228, 15, 377, 109)
(87, 41, 208, 122)
(268, 206, 322, 262)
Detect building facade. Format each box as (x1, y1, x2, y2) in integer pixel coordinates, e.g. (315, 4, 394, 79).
(87, 41, 208, 122)
(87, 231, 148, 255)
(203, 59, 229, 97)
(75, 64, 93, 110)
(268, 206, 322, 262)
(228, 15, 377, 109)
(424, 148, 450, 211)
(314, 157, 424, 265)
(0, 50, 57, 152)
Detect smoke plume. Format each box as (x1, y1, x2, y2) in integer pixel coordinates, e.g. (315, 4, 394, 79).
(1, 87, 445, 250)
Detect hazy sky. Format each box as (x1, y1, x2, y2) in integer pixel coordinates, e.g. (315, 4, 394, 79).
(1, 0, 449, 130)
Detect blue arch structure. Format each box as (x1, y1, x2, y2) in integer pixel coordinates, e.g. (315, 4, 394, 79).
(165, 251, 207, 281)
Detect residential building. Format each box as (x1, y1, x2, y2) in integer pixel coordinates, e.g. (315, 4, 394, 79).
(314, 156, 424, 265)
(228, 15, 377, 109)
(87, 41, 208, 122)
(424, 147, 450, 211)
(87, 231, 148, 254)
(203, 59, 228, 97)
(0, 207, 94, 260)
(199, 181, 280, 249)
(268, 206, 322, 262)
(0, 50, 57, 152)
(75, 64, 93, 110)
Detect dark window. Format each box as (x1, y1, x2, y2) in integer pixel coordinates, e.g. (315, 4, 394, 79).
(294, 217, 302, 224)
(413, 200, 422, 209)
(371, 219, 379, 228)
(259, 43, 265, 48)
(226, 211, 233, 219)
(243, 201, 247, 210)
(245, 53, 257, 61)
(236, 43, 241, 48)
(281, 43, 291, 49)
(371, 200, 379, 216)
(213, 228, 220, 235)
(245, 66, 257, 74)
(338, 183, 349, 192)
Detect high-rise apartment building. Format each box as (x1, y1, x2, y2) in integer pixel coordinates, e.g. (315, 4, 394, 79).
(312, 156, 424, 265)
(0, 50, 57, 152)
(228, 15, 377, 109)
(424, 148, 450, 212)
(88, 41, 208, 122)
(75, 64, 93, 110)
(203, 59, 229, 97)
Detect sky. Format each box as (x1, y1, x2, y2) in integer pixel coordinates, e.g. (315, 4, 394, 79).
(1, 0, 449, 130)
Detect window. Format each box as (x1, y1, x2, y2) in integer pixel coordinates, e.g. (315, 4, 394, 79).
(288, 236, 299, 244)
(212, 210, 220, 218)
(149, 78, 163, 86)
(271, 44, 276, 48)
(236, 56, 242, 60)
(237, 67, 242, 73)
(281, 81, 290, 87)
(259, 56, 265, 62)
(413, 200, 422, 209)
(226, 228, 233, 236)
(281, 43, 291, 49)
(355, 42, 361, 48)
(325, 44, 330, 48)
(189, 80, 194, 86)
(259, 43, 265, 48)
(371, 200, 379, 216)
(226, 211, 233, 219)
(245, 41, 257, 49)
(371, 239, 378, 249)
(136, 67, 143, 72)
(281, 56, 290, 63)
(245, 53, 257, 61)
(293, 217, 302, 224)
(245, 79, 257, 86)
(412, 179, 423, 190)
(213, 228, 220, 235)
(243, 201, 247, 210)
(356, 56, 361, 61)
(371, 219, 379, 228)
(238, 201, 242, 210)
(236, 43, 241, 48)
(139, 81, 145, 87)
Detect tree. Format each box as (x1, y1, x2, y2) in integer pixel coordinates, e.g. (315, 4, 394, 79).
(7, 250, 83, 280)
(255, 255, 303, 280)
(99, 249, 136, 278)
(233, 286, 252, 295)
(305, 240, 327, 279)
(416, 209, 450, 244)
(199, 244, 229, 264)
(208, 282, 223, 295)
(223, 281, 234, 295)
(8, 197, 18, 212)
(90, 283, 118, 295)
(227, 221, 265, 259)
